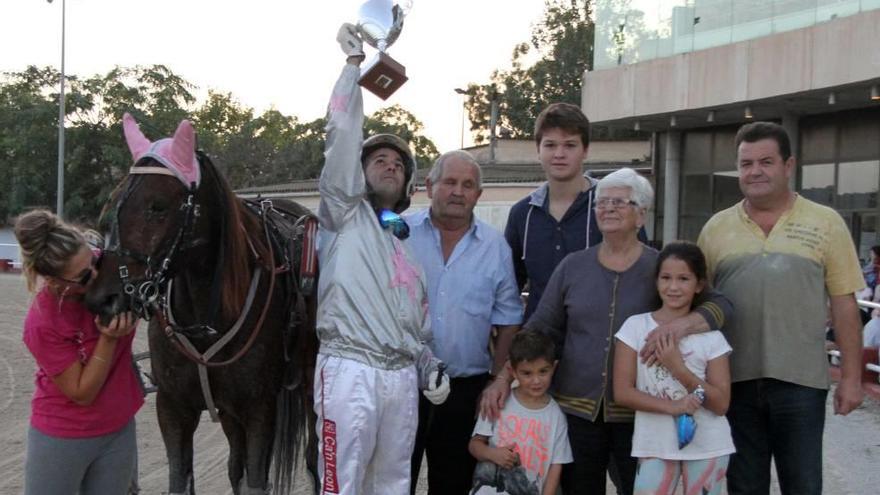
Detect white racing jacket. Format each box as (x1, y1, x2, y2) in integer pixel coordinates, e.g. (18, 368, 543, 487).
(316, 63, 439, 388)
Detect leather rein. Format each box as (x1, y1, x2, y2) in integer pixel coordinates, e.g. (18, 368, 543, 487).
(104, 158, 277, 368)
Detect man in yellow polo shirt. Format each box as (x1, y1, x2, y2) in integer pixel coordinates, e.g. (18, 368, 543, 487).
(698, 121, 864, 495)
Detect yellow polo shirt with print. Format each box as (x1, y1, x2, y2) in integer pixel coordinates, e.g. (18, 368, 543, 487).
(697, 195, 864, 390)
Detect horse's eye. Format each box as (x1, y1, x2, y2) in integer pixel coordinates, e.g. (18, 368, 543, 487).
(147, 202, 169, 218)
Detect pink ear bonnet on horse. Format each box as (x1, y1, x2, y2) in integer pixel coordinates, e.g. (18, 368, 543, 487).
(122, 112, 201, 187)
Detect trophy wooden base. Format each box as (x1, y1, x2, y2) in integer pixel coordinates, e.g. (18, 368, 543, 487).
(359, 52, 408, 100)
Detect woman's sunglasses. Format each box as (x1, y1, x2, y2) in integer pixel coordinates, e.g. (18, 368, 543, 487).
(377, 209, 410, 240)
(56, 252, 100, 286)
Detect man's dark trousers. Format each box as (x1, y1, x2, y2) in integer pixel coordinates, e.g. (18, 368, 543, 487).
(410, 373, 490, 494)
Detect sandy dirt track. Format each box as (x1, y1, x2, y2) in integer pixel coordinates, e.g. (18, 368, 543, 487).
(2, 272, 880, 494)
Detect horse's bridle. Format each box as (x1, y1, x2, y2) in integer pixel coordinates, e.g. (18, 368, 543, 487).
(103, 163, 201, 321)
(104, 154, 292, 374)
(102, 152, 317, 424)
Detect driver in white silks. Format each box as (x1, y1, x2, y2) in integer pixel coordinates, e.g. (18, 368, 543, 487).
(312, 23, 451, 495)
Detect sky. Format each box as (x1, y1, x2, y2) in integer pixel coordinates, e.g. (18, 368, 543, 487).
(0, 0, 548, 152)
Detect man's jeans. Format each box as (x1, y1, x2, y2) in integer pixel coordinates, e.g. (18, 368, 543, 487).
(727, 378, 828, 495)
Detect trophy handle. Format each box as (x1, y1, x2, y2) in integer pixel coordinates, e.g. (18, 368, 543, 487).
(384, 4, 404, 47)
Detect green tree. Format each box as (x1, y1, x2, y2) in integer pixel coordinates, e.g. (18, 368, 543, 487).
(462, 0, 595, 143)
(192, 91, 260, 187)
(239, 105, 439, 188)
(63, 65, 197, 222)
(73, 65, 196, 133)
(0, 65, 197, 223)
(462, 0, 643, 144)
(195, 103, 324, 189)
(282, 116, 327, 182)
(0, 67, 70, 221)
(1, 65, 440, 222)
(365, 105, 439, 169)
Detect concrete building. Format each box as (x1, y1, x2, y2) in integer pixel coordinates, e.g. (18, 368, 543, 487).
(585, 0, 880, 258)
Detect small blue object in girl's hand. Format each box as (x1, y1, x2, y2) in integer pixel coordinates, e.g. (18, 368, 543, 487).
(676, 386, 705, 449)
(676, 413, 697, 449)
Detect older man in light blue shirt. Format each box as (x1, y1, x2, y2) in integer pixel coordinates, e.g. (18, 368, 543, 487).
(406, 150, 523, 495)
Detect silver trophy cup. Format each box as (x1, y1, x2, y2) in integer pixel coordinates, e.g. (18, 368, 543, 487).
(356, 0, 411, 99)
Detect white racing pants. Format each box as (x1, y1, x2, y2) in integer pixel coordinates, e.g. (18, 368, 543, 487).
(315, 353, 419, 495)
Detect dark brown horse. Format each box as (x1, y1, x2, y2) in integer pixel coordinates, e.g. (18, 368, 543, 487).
(86, 116, 318, 495)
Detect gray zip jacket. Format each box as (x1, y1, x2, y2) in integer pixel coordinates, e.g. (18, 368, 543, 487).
(316, 63, 438, 387)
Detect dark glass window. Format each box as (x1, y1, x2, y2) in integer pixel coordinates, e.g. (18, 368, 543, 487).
(682, 174, 712, 214)
(680, 215, 712, 242)
(678, 127, 742, 241)
(837, 160, 879, 210)
(801, 163, 835, 206)
(839, 118, 880, 162)
(713, 171, 741, 211)
(800, 120, 836, 164)
(683, 132, 712, 172)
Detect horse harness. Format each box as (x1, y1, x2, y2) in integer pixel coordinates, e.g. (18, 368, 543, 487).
(104, 154, 318, 421)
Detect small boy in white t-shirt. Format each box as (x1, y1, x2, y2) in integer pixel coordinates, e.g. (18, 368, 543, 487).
(468, 330, 572, 495)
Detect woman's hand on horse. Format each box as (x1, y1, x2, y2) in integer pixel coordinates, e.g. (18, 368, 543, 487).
(95, 312, 138, 340)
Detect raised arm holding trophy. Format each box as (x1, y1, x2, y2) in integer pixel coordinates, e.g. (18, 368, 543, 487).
(315, 2, 453, 494)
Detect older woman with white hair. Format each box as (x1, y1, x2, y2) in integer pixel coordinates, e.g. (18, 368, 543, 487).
(481, 168, 733, 495)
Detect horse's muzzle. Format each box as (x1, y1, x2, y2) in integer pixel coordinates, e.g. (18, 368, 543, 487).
(86, 290, 132, 326)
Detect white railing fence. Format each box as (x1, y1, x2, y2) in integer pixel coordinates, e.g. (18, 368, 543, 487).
(831, 299, 880, 381)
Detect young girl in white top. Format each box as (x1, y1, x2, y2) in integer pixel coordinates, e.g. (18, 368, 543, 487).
(613, 241, 735, 495)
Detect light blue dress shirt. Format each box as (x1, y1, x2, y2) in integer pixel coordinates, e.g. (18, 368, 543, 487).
(404, 208, 523, 377)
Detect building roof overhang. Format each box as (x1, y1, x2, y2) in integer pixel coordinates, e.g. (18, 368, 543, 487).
(596, 80, 880, 133)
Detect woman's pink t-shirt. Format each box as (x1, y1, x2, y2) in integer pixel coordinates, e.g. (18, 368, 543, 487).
(22, 288, 144, 438)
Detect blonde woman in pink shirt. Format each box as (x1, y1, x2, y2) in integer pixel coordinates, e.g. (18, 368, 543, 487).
(15, 209, 142, 495)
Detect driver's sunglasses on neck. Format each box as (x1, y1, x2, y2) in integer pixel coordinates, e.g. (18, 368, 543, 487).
(377, 209, 410, 240)
(57, 251, 100, 286)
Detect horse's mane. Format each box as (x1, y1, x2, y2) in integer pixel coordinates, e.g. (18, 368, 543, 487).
(199, 157, 271, 322)
(98, 180, 125, 231)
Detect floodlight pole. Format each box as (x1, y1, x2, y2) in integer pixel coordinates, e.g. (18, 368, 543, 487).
(48, 0, 66, 218)
(454, 88, 467, 149)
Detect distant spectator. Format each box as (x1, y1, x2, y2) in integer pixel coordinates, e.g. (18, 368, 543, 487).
(859, 283, 880, 348)
(863, 245, 880, 291)
(857, 246, 880, 324)
(862, 289, 880, 347)
(864, 316, 880, 348)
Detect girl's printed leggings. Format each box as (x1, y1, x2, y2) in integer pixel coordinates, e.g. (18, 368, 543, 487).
(634, 455, 730, 495)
